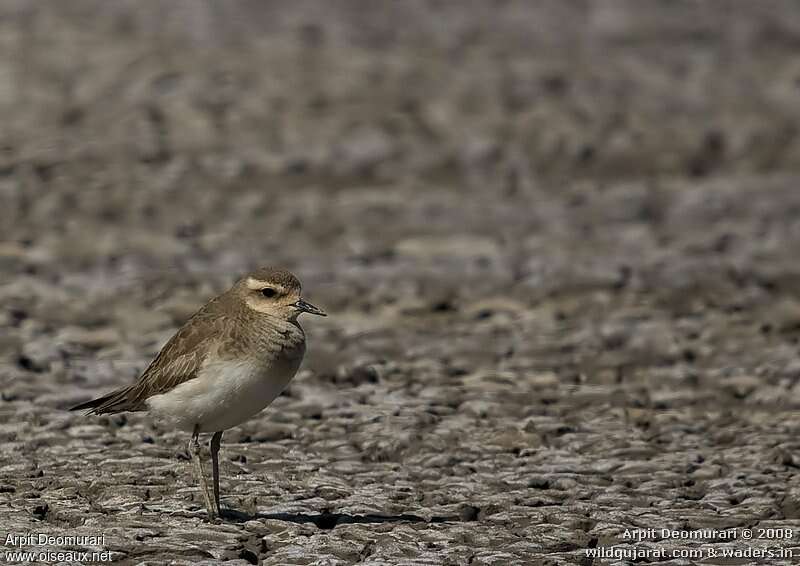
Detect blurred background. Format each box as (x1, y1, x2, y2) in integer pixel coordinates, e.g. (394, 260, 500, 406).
(2, 1, 800, 563)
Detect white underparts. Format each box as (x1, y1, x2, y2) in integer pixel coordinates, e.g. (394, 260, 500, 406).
(146, 357, 301, 433)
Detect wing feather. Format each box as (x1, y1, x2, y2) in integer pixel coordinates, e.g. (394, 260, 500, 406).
(77, 299, 229, 414)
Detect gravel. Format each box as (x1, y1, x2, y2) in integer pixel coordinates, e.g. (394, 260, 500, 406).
(2, 1, 800, 564)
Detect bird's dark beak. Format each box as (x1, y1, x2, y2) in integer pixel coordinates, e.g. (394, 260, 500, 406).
(294, 298, 326, 316)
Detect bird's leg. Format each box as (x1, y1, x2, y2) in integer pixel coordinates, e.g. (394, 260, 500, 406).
(190, 426, 216, 519)
(210, 431, 223, 516)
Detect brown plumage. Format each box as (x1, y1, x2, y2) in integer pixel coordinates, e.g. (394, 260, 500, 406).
(70, 267, 314, 416)
(70, 300, 228, 414)
(69, 267, 326, 519)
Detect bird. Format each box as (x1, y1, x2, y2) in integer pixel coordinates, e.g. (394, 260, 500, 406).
(70, 267, 326, 519)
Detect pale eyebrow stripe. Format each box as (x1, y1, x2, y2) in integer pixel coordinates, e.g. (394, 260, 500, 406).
(245, 278, 286, 293)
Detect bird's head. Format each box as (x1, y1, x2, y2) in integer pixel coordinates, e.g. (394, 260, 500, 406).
(236, 267, 326, 321)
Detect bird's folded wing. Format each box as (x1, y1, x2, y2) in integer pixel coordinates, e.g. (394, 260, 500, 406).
(92, 303, 233, 413)
(127, 310, 226, 406)
(71, 299, 234, 415)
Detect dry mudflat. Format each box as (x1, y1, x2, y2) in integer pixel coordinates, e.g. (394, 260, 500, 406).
(2, 1, 800, 564)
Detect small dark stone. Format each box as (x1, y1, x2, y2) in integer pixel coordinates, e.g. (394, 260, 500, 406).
(32, 503, 49, 520)
(459, 505, 480, 522)
(16, 355, 38, 372)
(348, 365, 380, 384)
(528, 478, 551, 490)
(9, 309, 27, 326)
(238, 548, 259, 565)
(315, 513, 340, 530)
(431, 300, 456, 313)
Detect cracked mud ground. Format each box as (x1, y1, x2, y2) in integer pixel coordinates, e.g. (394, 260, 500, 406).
(2, 1, 800, 565)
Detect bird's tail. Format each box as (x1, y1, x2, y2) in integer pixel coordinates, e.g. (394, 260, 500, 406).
(69, 386, 140, 415)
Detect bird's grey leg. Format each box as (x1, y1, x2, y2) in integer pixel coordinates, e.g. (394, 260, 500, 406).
(191, 426, 216, 518)
(210, 431, 223, 516)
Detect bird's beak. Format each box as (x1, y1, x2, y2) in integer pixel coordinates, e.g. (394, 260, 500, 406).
(294, 298, 326, 316)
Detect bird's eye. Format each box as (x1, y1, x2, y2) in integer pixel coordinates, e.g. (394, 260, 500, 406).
(260, 288, 277, 298)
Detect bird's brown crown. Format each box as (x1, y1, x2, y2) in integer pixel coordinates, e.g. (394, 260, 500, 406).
(232, 267, 326, 320)
(244, 267, 301, 293)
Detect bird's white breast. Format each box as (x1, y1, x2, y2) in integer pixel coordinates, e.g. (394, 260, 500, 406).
(146, 356, 301, 433)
